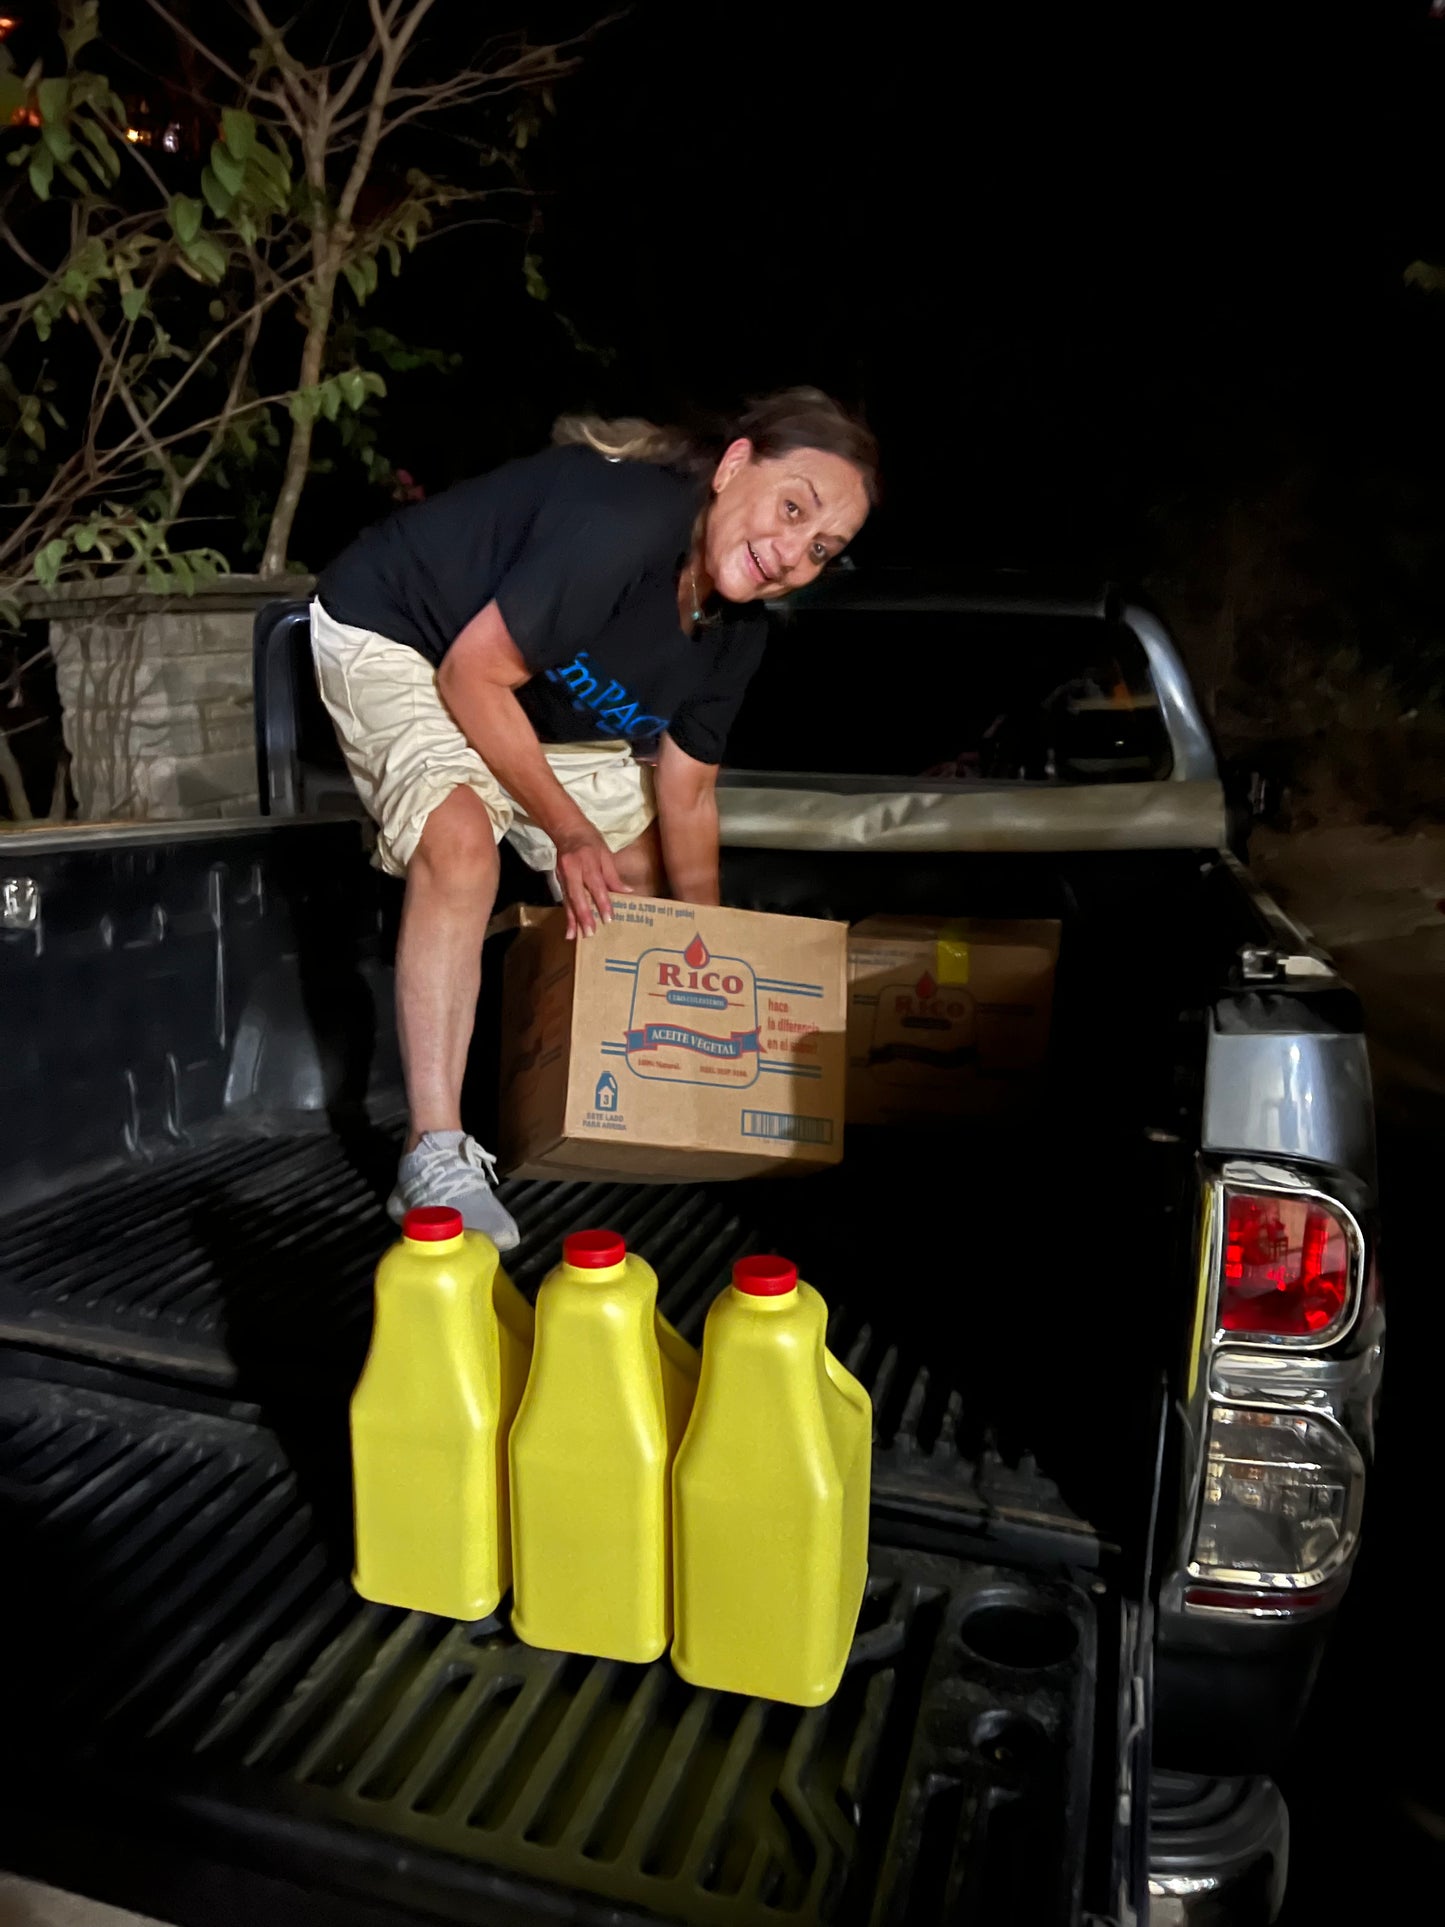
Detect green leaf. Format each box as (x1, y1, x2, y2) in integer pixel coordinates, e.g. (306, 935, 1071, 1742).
(244, 167, 287, 217)
(247, 141, 290, 188)
(121, 287, 145, 323)
(201, 164, 233, 219)
(318, 377, 342, 422)
(60, 1, 100, 59)
(41, 121, 76, 163)
(142, 561, 168, 593)
(341, 259, 368, 303)
(28, 145, 56, 202)
(169, 195, 203, 246)
(79, 132, 118, 185)
(221, 108, 256, 160)
(337, 369, 366, 410)
(168, 554, 196, 594)
(523, 253, 548, 302)
(73, 526, 96, 553)
(289, 387, 321, 426)
(36, 77, 69, 124)
(208, 298, 226, 322)
(0, 74, 27, 123)
(34, 538, 68, 588)
(183, 236, 227, 283)
(210, 140, 245, 197)
(77, 114, 118, 178)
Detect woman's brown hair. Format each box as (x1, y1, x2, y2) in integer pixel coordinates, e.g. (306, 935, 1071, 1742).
(553, 386, 880, 505)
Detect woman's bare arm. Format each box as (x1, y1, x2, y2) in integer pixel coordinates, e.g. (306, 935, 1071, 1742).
(437, 602, 625, 937)
(654, 732, 722, 905)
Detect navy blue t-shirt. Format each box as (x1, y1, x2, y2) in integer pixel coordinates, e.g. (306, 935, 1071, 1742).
(316, 444, 767, 765)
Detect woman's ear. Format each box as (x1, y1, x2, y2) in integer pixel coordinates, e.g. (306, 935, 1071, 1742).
(711, 436, 754, 493)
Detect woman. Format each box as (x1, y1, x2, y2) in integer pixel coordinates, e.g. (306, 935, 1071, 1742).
(312, 387, 879, 1246)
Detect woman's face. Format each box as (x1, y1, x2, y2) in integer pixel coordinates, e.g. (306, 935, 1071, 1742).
(703, 440, 871, 604)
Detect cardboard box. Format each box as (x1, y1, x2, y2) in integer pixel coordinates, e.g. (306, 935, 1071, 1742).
(498, 897, 848, 1181)
(846, 915, 1061, 1124)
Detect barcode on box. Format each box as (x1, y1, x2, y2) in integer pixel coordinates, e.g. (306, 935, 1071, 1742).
(740, 1110, 835, 1144)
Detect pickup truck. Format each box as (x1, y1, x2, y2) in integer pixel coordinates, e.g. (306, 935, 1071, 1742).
(0, 575, 1383, 1926)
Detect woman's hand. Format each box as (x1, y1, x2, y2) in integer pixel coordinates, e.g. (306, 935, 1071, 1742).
(555, 823, 629, 939)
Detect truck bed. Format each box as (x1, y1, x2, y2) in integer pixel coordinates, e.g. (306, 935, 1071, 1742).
(0, 822, 1183, 1921)
(0, 1127, 1119, 1927)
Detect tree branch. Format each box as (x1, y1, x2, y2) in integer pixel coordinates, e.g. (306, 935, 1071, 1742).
(141, 0, 249, 88)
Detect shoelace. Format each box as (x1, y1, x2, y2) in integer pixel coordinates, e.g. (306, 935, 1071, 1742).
(457, 1136, 501, 1186)
(414, 1135, 501, 1203)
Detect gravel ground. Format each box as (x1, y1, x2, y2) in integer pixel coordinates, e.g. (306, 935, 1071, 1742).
(1252, 825, 1445, 1922)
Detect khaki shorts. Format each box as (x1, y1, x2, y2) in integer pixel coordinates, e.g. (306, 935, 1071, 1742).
(310, 599, 656, 878)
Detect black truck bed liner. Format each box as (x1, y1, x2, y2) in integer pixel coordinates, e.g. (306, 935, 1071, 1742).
(0, 1125, 1093, 1549)
(0, 1112, 1140, 1922)
(0, 1369, 1100, 1926)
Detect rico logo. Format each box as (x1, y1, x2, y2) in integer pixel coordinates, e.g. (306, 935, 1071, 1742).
(657, 934, 744, 996)
(895, 970, 968, 1020)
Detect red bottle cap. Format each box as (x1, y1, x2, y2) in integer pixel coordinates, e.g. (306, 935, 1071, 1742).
(565, 1229, 627, 1269)
(403, 1206, 464, 1242)
(732, 1254, 798, 1296)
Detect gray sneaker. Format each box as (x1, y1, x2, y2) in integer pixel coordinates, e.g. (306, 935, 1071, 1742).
(387, 1131, 521, 1251)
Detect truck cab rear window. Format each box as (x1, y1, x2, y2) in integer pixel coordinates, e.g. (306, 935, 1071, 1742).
(726, 610, 1173, 783)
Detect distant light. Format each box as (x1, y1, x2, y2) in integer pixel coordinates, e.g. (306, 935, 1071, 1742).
(161, 123, 180, 153)
(125, 127, 142, 142)
(0, 18, 17, 39)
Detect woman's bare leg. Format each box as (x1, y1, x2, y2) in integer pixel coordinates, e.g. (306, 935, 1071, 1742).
(612, 819, 666, 896)
(396, 787, 500, 1150)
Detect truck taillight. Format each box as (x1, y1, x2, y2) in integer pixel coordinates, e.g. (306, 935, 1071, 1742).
(1188, 1404, 1363, 1598)
(1218, 1188, 1356, 1342)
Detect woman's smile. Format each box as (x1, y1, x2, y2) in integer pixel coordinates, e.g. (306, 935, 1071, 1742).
(745, 541, 775, 586)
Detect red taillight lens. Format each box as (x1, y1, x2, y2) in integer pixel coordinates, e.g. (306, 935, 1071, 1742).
(1219, 1190, 1353, 1339)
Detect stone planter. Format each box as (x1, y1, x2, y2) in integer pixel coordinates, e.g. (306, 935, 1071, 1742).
(27, 575, 312, 823)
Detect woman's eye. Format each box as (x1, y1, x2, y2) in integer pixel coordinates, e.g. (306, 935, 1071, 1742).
(785, 500, 799, 518)
(811, 542, 827, 562)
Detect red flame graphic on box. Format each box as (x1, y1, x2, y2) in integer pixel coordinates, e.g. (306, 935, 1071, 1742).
(684, 933, 709, 969)
(915, 971, 936, 999)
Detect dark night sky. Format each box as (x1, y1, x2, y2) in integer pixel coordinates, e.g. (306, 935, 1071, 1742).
(333, 4, 1443, 575)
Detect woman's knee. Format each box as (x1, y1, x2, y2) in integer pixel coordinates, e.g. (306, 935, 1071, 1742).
(613, 821, 664, 894)
(409, 788, 501, 894)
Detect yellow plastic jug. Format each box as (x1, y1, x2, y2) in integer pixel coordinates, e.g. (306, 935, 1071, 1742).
(509, 1229, 699, 1662)
(672, 1254, 872, 1705)
(351, 1205, 534, 1620)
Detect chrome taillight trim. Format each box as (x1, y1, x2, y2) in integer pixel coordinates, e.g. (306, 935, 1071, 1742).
(1182, 1575, 1350, 1620)
(1165, 1157, 1381, 1624)
(1204, 1163, 1366, 1353)
(1185, 1401, 1365, 1594)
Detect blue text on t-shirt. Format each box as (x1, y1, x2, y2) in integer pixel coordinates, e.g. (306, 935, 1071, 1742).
(545, 650, 670, 741)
